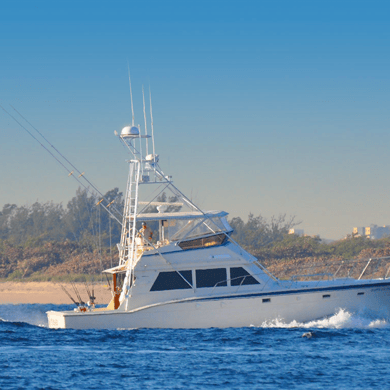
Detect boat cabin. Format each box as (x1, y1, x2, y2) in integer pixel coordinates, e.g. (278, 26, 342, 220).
(101, 209, 267, 310)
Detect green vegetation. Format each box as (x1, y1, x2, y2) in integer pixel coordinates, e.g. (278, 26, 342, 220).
(230, 213, 299, 248)
(0, 187, 123, 246)
(229, 213, 390, 261)
(1, 186, 390, 281)
(0, 231, 116, 281)
(0, 274, 104, 283)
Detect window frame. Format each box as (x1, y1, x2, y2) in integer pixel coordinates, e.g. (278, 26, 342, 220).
(150, 270, 193, 292)
(195, 268, 228, 288)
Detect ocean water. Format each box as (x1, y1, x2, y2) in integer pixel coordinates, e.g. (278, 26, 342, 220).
(1, 305, 390, 390)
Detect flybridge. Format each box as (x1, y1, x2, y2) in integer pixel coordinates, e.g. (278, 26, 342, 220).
(111, 75, 234, 308)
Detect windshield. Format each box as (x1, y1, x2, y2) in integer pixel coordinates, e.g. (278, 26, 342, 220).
(169, 216, 231, 241)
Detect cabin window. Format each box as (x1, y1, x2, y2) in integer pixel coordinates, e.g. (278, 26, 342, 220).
(150, 270, 193, 291)
(322, 294, 331, 298)
(196, 268, 227, 288)
(357, 292, 364, 296)
(230, 267, 260, 286)
(262, 298, 270, 303)
(178, 233, 227, 250)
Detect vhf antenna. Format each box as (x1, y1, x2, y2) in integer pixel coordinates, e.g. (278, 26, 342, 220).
(149, 86, 156, 157)
(127, 63, 135, 126)
(142, 85, 149, 156)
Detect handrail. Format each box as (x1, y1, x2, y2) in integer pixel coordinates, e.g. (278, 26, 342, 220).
(358, 258, 372, 280)
(210, 273, 264, 295)
(291, 273, 333, 281)
(265, 255, 390, 284)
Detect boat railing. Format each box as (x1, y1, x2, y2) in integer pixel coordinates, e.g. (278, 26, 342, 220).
(205, 257, 390, 295)
(264, 256, 390, 286)
(290, 273, 334, 281)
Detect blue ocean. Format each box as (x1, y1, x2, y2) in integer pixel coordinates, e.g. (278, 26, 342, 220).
(1, 304, 389, 389)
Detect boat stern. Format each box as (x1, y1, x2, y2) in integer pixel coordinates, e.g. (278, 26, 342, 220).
(47, 310, 67, 329)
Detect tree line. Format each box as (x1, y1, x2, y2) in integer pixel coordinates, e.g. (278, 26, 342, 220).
(1, 186, 389, 263)
(0, 187, 123, 247)
(0, 186, 299, 248)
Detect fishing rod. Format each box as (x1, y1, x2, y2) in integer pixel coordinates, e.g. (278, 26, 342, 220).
(91, 282, 96, 305)
(83, 279, 96, 305)
(59, 284, 79, 307)
(70, 281, 84, 306)
(84, 280, 91, 299)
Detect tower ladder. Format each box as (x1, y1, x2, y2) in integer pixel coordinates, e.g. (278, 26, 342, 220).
(119, 160, 141, 274)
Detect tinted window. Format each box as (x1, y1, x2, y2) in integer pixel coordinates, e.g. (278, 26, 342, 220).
(230, 267, 260, 286)
(150, 271, 192, 291)
(178, 233, 227, 250)
(196, 268, 227, 288)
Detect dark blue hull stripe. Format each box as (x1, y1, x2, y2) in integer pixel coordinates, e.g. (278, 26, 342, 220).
(191, 280, 390, 304)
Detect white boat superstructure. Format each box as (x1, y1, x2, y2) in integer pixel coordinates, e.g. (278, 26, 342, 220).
(47, 96, 390, 329)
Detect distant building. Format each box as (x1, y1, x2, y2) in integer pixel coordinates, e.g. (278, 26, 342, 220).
(353, 225, 390, 239)
(374, 225, 390, 239)
(288, 228, 304, 237)
(353, 227, 365, 236)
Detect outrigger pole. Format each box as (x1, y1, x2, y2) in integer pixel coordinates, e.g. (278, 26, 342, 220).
(1, 104, 123, 226)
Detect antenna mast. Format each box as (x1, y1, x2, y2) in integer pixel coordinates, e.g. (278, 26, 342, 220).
(149, 86, 156, 156)
(142, 85, 149, 155)
(127, 64, 135, 126)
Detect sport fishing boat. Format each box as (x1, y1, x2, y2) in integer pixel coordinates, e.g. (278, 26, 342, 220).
(47, 105, 390, 330)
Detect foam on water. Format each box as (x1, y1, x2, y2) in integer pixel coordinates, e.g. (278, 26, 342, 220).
(0, 304, 72, 328)
(258, 308, 390, 329)
(1, 304, 389, 331)
(1, 305, 390, 389)
(0, 305, 47, 327)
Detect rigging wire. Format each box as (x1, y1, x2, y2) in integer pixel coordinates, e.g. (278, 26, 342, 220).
(109, 213, 113, 268)
(3, 103, 126, 282)
(10, 104, 123, 217)
(97, 203, 104, 281)
(104, 273, 112, 291)
(12, 103, 123, 221)
(2, 104, 123, 226)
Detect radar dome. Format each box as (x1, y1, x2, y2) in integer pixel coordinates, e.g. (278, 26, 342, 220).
(121, 126, 140, 137)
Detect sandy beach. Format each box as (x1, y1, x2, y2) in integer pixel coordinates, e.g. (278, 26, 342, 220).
(0, 281, 113, 305)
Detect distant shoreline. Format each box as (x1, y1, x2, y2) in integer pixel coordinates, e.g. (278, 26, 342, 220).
(0, 281, 112, 305)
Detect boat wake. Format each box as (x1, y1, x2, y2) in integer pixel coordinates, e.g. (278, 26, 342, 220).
(0, 304, 72, 328)
(257, 308, 389, 329)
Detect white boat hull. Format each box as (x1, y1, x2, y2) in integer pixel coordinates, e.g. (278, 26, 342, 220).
(47, 281, 390, 329)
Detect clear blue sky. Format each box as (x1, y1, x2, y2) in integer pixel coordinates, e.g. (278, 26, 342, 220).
(1, 0, 389, 239)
